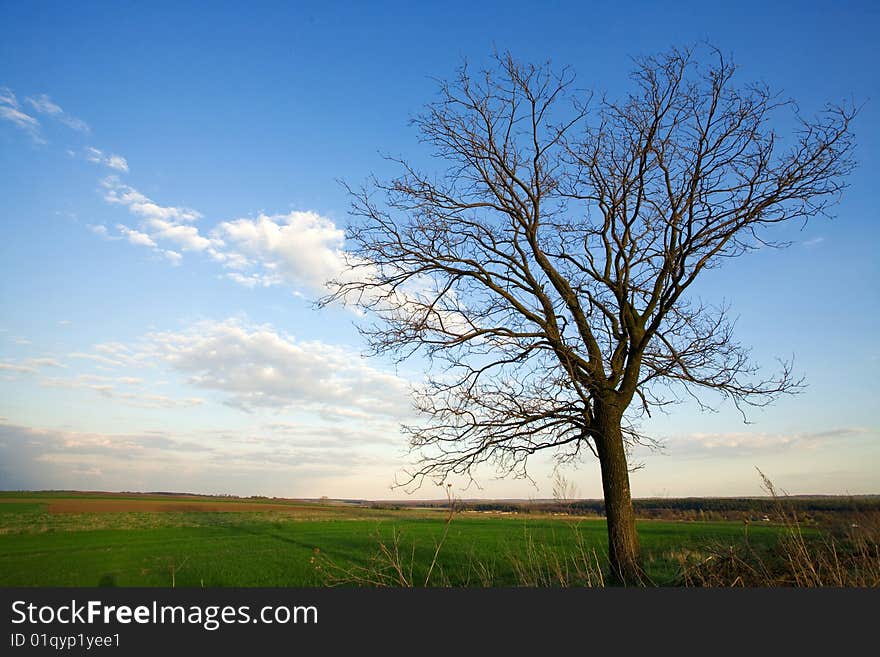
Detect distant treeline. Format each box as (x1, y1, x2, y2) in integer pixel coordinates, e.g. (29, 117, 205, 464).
(371, 496, 880, 521)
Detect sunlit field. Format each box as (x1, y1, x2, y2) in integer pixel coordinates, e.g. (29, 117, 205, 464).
(0, 492, 807, 587)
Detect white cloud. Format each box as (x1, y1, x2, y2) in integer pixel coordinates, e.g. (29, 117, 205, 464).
(93, 342, 139, 362)
(664, 427, 873, 456)
(99, 177, 214, 264)
(0, 421, 403, 496)
(86, 147, 129, 172)
(0, 362, 37, 374)
(46, 317, 411, 426)
(87, 224, 112, 238)
(100, 176, 213, 262)
(210, 212, 466, 334)
(144, 217, 212, 251)
(0, 105, 40, 134)
(0, 358, 66, 373)
(25, 93, 90, 133)
(40, 373, 204, 408)
(93, 173, 353, 297)
(214, 212, 345, 293)
(25, 358, 66, 369)
(0, 87, 17, 107)
(94, 179, 433, 322)
(0, 87, 44, 143)
(24, 93, 63, 116)
(102, 176, 202, 223)
(143, 318, 411, 416)
(162, 249, 183, 265)
(68, 352, 128, 368)
(16, 316, 412, 422)
(106, 154, 129, 172)
(225, 271, 282, 288)
(117, 224, 157, 247)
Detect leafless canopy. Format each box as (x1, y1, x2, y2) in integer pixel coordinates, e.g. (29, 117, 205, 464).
(321, 46, 856, 488)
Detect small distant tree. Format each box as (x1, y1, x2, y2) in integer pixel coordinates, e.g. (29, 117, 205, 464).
(322, 46, 856, 584)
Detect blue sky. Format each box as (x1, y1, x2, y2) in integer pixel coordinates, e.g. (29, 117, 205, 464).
(1, 0, 877, 499)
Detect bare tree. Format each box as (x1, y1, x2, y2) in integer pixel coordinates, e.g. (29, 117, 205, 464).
(321, 46, 856, 584)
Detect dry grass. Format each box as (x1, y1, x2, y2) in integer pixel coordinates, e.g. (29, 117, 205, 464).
(315, 480, 608, 588)
(676, 471, 880, 587)
(314, 522, 608, 588)
(316, 472, 879, 588)
(504, 524, 606, 587)
(316, 485, 460, 587)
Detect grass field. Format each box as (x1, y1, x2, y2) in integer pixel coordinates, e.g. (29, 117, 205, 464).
(0, 492, 792, 587)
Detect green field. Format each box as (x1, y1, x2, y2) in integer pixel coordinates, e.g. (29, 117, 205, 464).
(0, 493, 788, 587)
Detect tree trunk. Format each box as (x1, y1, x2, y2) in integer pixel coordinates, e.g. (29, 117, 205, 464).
(594, 399, 644, 585)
